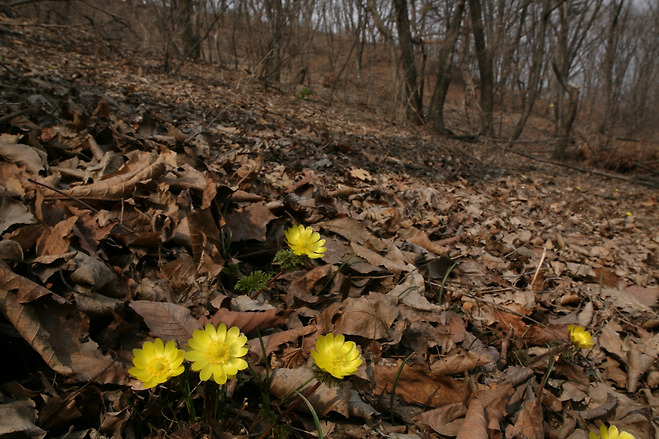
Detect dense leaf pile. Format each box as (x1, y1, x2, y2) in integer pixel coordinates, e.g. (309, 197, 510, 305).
(0, 18, 657, 439)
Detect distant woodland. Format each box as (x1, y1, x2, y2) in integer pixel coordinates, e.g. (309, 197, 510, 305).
(6, 0, 659, 160)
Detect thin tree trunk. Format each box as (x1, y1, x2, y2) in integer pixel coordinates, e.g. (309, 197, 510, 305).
(393, 0, 423, 124)
(467, 0, 494, 136)
(511, 0, 552, 141)
(428, 0, 466, 134)
(599, 0, 625, 136)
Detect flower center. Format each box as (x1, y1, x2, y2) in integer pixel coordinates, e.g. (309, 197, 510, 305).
(206, 340, 231, 364)
(146, 357, 170, 377)
(327, 348, 344, 368)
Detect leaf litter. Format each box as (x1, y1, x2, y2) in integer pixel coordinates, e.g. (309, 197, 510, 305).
(0, 19, 657, 439)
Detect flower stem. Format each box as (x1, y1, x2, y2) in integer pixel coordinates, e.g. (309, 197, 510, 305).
(179, 370, 197, 421)
(204, 380, 217, 425)
(250, 270, 284, 299)
(257, 380, 321, 439)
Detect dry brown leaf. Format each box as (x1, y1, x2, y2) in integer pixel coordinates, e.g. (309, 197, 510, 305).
(626, 334, 659, 392)
(0, 265, 67, 304)
(505, 396, 544, 439)
(348, 168, 374, 182)
(187, 207, 225, 277)
(333, 293, 399, 339)
(593, 285, 654, 313)
(398, 226, 447, 255)
(1, 286, 126, 384)
(478, 382, 514, 434)
(34, 216, 78, 259)
(224, 201, 276, 242)
(429, 350, 491, 375)
(415, 403, 467, 436)
(160, 253, 197, 291)
(129, 300, 202, 343)
(456, 399, 487, 439)
(206, 307, 291, 334)
(350, 242, 408, 274)
(0, 197, 36, 235)
(269, 367, 352, 417)
(269, 367, 375, 419)
(373, 359, 472, 408)
(0, 141, 46, 174)
(599, 320, 626, 358)
(0, 239, 23, 263)
(317, 217, 388, 252)
(70, 252, 117, 291)
(0, 398, 46, 439)
(577, 393, 617, 420)
(39, 151, 172, 200)
(247, 325, 316, 361)
(623, 285, 659, 308)
(286, 265, 332, 306)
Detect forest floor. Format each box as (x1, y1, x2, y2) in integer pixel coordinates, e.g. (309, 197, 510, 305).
(1, 15, 658, 439)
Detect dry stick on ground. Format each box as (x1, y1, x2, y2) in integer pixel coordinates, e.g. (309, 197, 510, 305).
(28, 178, 135, 233)
(510, 147, 659, 188)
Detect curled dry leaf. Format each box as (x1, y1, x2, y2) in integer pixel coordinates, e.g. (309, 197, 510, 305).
(129, 300, 203, 343)
(0, 398, 46, 439)
(429, 350, 491, 375)
(416, 403, 468, 436)
(505, 397, 544, 439)
(0, 197, 35, 235)
(206, 307, 292, 334)
(224, 201, 276, 242)
(247, 325, 316, 361)
(39, 151, 172, 201)
(1, 283, 127, 384)
(269, 367, 376, 418)
(0, 141, 46, 174)
(373, 359, 472, 408)
(456, 399, 487, 439)
(333, 293, 399, 339)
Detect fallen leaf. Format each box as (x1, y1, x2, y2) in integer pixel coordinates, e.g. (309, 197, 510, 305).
(0, 398, 46, 439)
(129, 300, 203, 342)
(333, 293, 399, 339)
(456, 399, 487, 439)
(373, 359, 472, 407)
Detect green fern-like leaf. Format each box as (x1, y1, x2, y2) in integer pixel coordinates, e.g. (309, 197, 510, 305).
(235, 271, 272, 293)
(273, 249, 306, 270)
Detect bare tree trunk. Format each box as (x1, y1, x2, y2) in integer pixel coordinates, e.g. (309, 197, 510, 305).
(365, 0, 402, 116)
(599, 0, 625, 136)
(511, 0, 552, 141)
(550, 0, 603, 159)
(180, 0, 200, 61)
(393, 0, 423, 124)
(467, 0, 494, 136)
(260, 0, 284, 83)
(427, 0, 466, 135)
(552, 61, 580, 160)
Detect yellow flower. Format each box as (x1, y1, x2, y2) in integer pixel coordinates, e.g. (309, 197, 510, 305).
(311, 333, 362, 379)
(185, 323, 249, 385)
(568, 324, 595, 349)
(285, 225, 327, 259)
(589, 425, 635, 439)
(129, 338, 185, 389)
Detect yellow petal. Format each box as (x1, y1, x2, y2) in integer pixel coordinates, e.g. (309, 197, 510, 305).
(211, 365, 228, 384)
(199, 366, 212, 381)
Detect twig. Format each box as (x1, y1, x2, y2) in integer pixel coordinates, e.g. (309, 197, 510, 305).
(28, 178, 134, 233)
(0, 106, 33, 124)
(530, 247, 547, 289)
